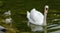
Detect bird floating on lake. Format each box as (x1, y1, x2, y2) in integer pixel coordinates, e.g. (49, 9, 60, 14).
(27, 5, 49, 32)
(2, 17, 12, 24)
(4, 10, 11, 16)
(5, 17, 12, 24)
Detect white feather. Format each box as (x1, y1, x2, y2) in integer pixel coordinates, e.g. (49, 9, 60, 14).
(4, 10, 11, 16)
(27, 8, 44, 32)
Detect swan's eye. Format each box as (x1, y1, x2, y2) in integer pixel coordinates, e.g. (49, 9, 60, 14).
(46, 8, 48, 10)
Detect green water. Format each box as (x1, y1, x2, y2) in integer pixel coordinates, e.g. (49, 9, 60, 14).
(0, 0, 60, 33)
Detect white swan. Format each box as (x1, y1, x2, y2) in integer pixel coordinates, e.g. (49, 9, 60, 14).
(27, 8, 44, 25)
(27, 8, 44, 32)
(4, 10, 11, 16)
(5, 17, 12, 24)
(27, 5, 49, 32)
(2, 17, 12, 24)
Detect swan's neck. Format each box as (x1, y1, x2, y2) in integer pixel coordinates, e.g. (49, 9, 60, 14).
(43, 5, 49, 33)
(43, 8, 48, 26)
(44, 11, 47, 26)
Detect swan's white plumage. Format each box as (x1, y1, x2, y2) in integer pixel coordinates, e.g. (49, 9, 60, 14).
(27, 11, 30, 26)
(27, 11, 34, 26)
(27, 8, 44, 32)
(2, 17, 12, 24)
(5, 17, 12, 24)
(30, 8, 44, 25)
(4, 10, 11, 16)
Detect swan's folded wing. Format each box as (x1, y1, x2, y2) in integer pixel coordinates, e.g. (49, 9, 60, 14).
(30, 8, 44, 25)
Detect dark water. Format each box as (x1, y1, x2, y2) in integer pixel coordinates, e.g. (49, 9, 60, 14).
(47, 24, 60, 33)
(0, 0, 60, 33)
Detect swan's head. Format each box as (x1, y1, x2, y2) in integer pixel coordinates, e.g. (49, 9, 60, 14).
(45, 5, 49, 8)
(44, 5, 49, 13)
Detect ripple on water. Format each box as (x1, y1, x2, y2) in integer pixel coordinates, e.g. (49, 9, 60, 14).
(49, 24, 60, 33)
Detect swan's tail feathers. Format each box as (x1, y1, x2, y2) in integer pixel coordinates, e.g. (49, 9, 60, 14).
(27, 11, 30, 18)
